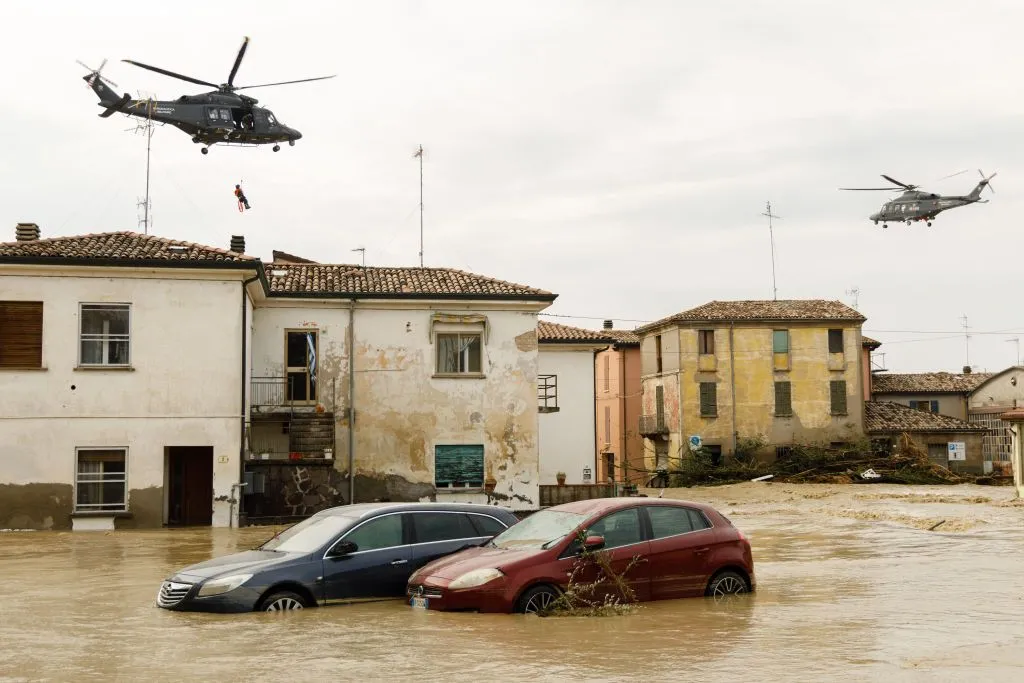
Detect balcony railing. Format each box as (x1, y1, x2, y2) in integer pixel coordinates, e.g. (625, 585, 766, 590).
(250, 376, 336, 410)
(538, 374, 558, 413)
(639, 414, 669, 435)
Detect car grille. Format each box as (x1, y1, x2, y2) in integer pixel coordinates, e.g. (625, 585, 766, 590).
(408, 584, 443, 599)
(156, 581, 193, 608)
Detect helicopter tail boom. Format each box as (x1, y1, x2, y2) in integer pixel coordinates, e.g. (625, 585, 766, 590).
(83, 72, 131, 117)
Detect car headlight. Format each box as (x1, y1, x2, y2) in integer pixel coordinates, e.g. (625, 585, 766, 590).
(448, 568, 504, 591)
(197, 573, 253, 597)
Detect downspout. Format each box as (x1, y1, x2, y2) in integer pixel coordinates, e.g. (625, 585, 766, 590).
(593, 348, 599, 486)
(236, 274, 260, 528)
(619, 346, 627, 484)
(729, 322, 738, 455)
(676, 329, 684, 465)
(348, 298, 356, 505)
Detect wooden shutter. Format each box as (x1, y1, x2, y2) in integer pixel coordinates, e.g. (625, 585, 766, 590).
(0, 301, 43, 368)
(700, 382, 717, 416)
(930, 400, 939, 413)
(774, 381, 792, 416)
(655, 385, 665, 427)
(830, 380, 848, 415)
(434, 445, 485, 487)
(828, 329, 844, 353)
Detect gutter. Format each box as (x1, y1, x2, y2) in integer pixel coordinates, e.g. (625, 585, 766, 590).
(236, 273, 261, 527)
(348, 298, 356, 505)
(729, 322, 738, 455)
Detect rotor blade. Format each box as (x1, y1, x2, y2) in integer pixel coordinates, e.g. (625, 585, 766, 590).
(235, 75, 337, 90)
(936, 169, 969, 181)
(839, 187, 901, 191)
(881, 174, 916, 189)
(122, 59, 218, 88)
(227, 36, 249, 87)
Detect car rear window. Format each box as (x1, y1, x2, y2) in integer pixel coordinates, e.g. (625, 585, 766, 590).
(469, 513, 508, 536)
(412, 512, 480, 543)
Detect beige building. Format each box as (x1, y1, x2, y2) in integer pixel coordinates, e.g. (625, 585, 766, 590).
(634, 299, 867, 471)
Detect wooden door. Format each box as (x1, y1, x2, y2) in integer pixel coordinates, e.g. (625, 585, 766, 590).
(167, 447, 213, 526)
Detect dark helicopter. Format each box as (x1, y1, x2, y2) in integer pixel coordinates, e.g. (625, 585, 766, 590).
(840, 170, 996, 228)
(80, 37, 334, 154)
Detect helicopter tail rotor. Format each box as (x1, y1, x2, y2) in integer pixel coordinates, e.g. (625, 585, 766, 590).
(77, 58, 118, 89)
(978, 169, 996, 193)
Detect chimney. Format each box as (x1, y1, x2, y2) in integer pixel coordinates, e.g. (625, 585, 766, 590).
(230, 235, 245, 253)
(963, 365, 972, 374)
(16, 223, 40, 242)
(603, 319, 613, 329)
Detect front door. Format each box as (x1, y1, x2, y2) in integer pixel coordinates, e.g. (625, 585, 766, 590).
(166, 447, 213, 526)
(322, 512, 411, 603)
(644, 504, 717, 599)
(285, 329, 318, 403)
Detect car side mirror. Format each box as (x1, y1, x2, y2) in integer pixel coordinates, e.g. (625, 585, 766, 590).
(582, 535, 605, 552)
(328, 541, 357, 558)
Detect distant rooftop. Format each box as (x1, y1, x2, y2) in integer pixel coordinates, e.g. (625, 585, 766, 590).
(872, 372, 994, 394)
(637, 299, 866, 333)
(865, 401, 988, 434)
(537, 321, 614, 344)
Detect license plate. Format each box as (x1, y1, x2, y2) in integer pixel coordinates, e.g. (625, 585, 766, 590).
(410, 596, 429, 609)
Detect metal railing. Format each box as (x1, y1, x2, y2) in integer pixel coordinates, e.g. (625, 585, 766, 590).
(538, 374, 558, 411)
(639, 414, 669, 435)
(250, 376, 336, 410)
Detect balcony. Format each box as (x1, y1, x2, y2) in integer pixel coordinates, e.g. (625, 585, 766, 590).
(538, 374, 559, 413)
(251, 376, 336, 411)
(639, 414, 669, 436)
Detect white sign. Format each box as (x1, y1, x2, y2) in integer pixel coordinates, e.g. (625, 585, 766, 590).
(947, 442, 966, 461)
(582, 466, 592, 483)
(688, 435, 703, 451)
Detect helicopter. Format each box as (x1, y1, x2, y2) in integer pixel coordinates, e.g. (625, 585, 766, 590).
(79, 37, 335, 155)
(840, 170, 996, 228)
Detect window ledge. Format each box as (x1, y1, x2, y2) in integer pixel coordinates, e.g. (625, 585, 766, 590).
(432, 373, 485, 380)
(435, 487, 486, 494)
(538, 406, 561, 413)
(0, 366, 47, 372)
(74, 365, 135, 372)
(71, 510, 133, 518)
(775, 413, 793, 418)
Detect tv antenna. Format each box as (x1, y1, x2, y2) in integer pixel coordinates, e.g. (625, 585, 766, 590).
(961, 314, 971, 368)
(413, 145, 424, 267)
(1008, 337, 1020, 366)
(846, 287, 861, 309)
(351, 247, 366, 267)
(127, 91, 156, 234)
(761, 201, 781, 300)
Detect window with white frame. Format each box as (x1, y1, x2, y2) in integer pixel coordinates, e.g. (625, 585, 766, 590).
(436, 333, 482, 374)
(75, 448, 127, 512)
(79, 303, 131, 366)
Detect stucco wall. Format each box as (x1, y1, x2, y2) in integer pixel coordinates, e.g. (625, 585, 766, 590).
(596, 345, 644, 483)
(538, 346, 597, 485)
(250, 301, 542, 510)
(0, 268, 247, 529)
(872, 392, 967, 420)
(969, 368, 1024, 411)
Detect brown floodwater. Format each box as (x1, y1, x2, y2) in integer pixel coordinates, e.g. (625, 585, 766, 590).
(2, 483, 1023, 682)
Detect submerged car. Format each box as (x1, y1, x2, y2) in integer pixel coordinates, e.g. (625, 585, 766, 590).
(155, 502, 519, 613)
(406, 498, 754, 614)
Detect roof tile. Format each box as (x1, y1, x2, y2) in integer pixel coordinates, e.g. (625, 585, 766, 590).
(537, 321, 614, 343)
(872, 372, 993, 394)
(0, 231, 256, 262)
(637, 299, 865, 332)
(605, 329, 640, 345)
(862, 335, 882, 348)
(865, 401, 988, 433)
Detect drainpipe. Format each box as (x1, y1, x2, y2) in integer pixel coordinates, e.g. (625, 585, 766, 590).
(619, 346, 627, 484)
(237, 274, 260, 528)
(348, 298, 356, 505)
(729, 322, 738, 455)
(677, 329, 684, 466)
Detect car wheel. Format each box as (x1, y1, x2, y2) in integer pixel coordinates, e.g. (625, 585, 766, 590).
(515, 584, 561, 615)
(705, 571, 749, 599)
(259, 590, 308, 612)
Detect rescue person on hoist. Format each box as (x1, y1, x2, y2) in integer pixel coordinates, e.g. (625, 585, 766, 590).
(234, 184, 251, 210)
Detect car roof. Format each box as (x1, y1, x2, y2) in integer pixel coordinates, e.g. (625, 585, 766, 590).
(546, 497, 714, 516)
(316, 501, 518, 520)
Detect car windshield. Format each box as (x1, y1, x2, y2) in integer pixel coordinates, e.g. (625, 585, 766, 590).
(488, 509, 586, 550)
(258, 514, 355, 553)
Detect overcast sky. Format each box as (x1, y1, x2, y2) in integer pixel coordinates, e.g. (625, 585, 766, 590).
(2, 0, 1023, 373)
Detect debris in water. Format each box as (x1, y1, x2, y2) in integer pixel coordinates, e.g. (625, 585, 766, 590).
(928, 520, 947, 531)
(751, 474, 774, 482)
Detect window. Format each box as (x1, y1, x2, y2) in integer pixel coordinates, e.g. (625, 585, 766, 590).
(75, 448, 127, 512)
(434, 444, 484, 488)
(262, 514, 354, 553)
(79, 303, 130, 366)
(655, 385, 665, 428)
(286, 330, 318, 401)
(538, 374, 558, 412)
(830, 380, 848, 415)
(604, 406, 612, 445)
(772, 329, 790, 353)
(775, 381, 792, 416)
(698, 329, 715, 355)
(655, 334, 663, 373)
(468, 514, 508, 536)
(412, 512, 480, 543)
(699, 382, 717, 417)
(647, 505, 709, 539)
(828, 329, 844, 354)
(910, 400, 939, 413)
(603, 355, 610, 392)
(436, 333, 482, 374)
(585, 507, 643, 549)
(0, 301, 43, 368)
(342, 513, 403, 552)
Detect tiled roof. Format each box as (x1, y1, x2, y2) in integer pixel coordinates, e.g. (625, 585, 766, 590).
(265, 263, 555, 300)
(864, 401, 988, 433)
(271, 249, 318, 264)
(537, 321, 614, 344)
(637, 299, 865, 332)
(862, 336, 882, 348)
(0, 231, 256, 263)
(604, 329, 640, 345)
(871, 372, 994, 394)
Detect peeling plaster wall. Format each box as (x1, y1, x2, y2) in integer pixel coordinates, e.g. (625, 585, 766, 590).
(0, 269, 247, 529)
(538, 346, 598, 485)
(251, 302, 542, 510)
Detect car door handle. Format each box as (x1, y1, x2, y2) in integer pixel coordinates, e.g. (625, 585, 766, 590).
(391, 559, 408, 565)
(694, 547, 710, 555)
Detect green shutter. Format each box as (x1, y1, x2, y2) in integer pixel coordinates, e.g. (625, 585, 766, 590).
(434, 445, 485, 487)
(700, 382, 717, 416)
(775, 381, 792, 416)
(773, 330, 789, 353)
(830, 380, 847, 415)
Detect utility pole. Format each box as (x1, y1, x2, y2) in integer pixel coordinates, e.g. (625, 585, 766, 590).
(761, 201, 781, 300)
(961, 314, 971, 369)
(129, 94, 154, 234)
(413, 145, 424, 267)
(351, 247, 366, 267)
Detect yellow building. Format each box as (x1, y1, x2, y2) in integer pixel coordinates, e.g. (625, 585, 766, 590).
(634, 300, 867, 474)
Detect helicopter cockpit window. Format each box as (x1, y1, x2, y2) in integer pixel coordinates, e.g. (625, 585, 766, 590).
(219, 109, 231, 121)
(208, 109, 218, 120)
(267, 112, 277, 125)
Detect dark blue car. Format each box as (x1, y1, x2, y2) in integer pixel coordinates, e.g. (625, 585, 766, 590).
(155, 502, 519, 613)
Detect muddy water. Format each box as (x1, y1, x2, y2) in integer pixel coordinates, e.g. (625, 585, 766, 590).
(2, 483, 1024, 682)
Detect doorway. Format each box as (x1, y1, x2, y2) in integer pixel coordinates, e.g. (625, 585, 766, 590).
(166, 446, 214, 526)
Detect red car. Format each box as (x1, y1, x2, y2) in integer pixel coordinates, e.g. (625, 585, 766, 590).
(406, 497, 754, 614)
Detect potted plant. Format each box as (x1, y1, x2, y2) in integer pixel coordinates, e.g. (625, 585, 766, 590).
(556, 471, 566, 486)
(484, 476, 497, 493)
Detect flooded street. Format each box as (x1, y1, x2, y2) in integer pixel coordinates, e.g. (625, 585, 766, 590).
(3, 483, 1024, 682)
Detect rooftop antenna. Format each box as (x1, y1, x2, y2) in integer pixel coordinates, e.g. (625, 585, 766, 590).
(761, 201, 781, 300)
(351, 247, 366, 267)
(845, 287, 860, 310)
(1008, 337, 1020, 366)
(413, 145, 424, 267)
(961, 314, 971, 369)
(127, 91, 155, 234)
